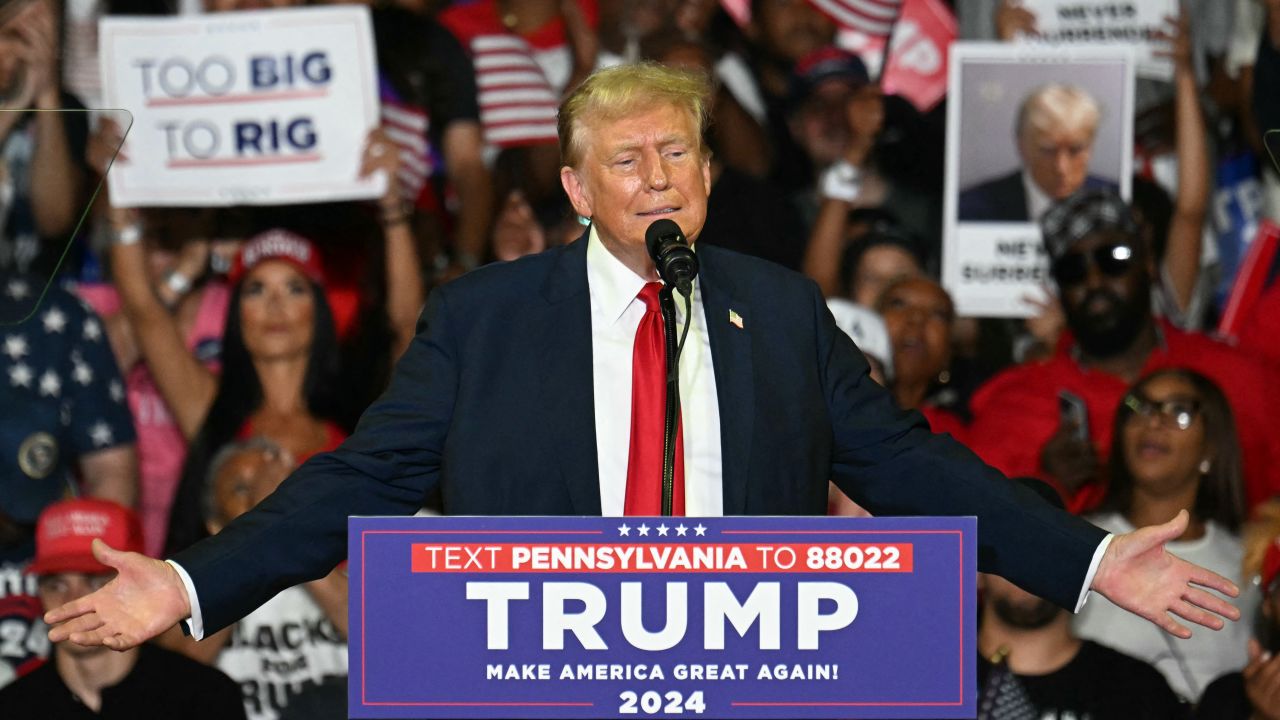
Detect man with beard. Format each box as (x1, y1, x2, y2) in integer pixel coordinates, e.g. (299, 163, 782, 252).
(966, 189, 1280, 514)
(977, 570, 1185, 718)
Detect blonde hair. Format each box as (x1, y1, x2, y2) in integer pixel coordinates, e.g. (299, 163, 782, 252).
(1015, 83, 1101, 139)
(558, 62, 712, 168)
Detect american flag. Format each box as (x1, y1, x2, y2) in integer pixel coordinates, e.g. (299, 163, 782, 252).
(807, 0, 904, 38)
(470, 35, 561, 147)
(439, 2, 563, 150)
(379, 92, 437, 207)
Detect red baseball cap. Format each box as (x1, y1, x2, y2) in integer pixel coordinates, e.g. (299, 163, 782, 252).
(26, 499, 144, 576)
(228, 229, 326, 287)
(1263, 536, 1280, 598)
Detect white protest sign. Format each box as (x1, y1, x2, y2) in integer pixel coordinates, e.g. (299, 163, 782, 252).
(1017, 0, 1177, 80)
(942, 43, 1134, 318)
(100, 6, 383, 207)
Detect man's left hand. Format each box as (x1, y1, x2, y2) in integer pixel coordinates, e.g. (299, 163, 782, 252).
(1091, 509, 1240, 638)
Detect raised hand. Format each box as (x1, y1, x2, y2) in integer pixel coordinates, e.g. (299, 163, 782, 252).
(359, 126, 407, 210)
(995, 0, 1037, 42)
(9, 0, 60, 109)
(1091, 510, 1240, 639)
(45, 539, 192, 651)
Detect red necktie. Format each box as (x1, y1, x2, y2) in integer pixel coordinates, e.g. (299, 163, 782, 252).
(624, 282, 685, 516)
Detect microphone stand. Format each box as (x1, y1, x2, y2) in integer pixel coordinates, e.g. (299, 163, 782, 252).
(658, 285, 680, 516)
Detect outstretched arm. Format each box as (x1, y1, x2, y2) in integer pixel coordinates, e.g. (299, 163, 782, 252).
(46, 283, 463, 646)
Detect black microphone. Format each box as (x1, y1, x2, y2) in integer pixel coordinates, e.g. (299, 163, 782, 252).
(644, 219, 699, 297)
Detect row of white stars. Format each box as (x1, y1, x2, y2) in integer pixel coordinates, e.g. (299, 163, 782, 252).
(35, 309, 101, 339)
(2, 318, 101, 360)
(617, 523, 707, 537)
(7, 362, 97, 393)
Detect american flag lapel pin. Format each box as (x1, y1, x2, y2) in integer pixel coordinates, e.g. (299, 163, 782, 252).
(728, 309, 744, 329)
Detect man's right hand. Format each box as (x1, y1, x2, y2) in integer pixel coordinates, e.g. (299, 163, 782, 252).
(44, 539, 191, 650)
(1039, 421, 1098, 494)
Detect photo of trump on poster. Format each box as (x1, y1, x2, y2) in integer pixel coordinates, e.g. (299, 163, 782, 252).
(943, 44, 1134, 318)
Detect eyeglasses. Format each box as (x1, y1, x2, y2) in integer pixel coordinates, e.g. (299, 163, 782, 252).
(1123, 394, 1201, 430)
(1052, 243, 1135, 287)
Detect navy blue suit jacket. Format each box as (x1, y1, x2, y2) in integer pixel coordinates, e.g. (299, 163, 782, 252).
(958, 170, 1120, 222)
(174, 236, 1106, 634)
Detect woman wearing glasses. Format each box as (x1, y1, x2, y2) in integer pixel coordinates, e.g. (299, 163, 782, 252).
(1072, 368, 1257, 702)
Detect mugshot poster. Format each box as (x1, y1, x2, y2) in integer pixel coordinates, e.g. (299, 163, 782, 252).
(942, 43, 1134, 318)
(99, 6, 383, 207)
(349, 515, 977, 719)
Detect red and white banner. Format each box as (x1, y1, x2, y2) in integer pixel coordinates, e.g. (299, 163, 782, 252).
(880, 0, 955, 112)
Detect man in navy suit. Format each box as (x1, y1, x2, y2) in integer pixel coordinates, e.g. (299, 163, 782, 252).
(46, 64, 1237, 651)
(959, 83, 1119, 223)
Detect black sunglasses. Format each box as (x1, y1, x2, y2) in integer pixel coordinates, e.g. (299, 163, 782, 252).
(1123, 394, 1201, 431)
(1052, 243, 1135, 287)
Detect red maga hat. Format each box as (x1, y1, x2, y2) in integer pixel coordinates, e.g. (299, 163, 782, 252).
(229, 229, 326, 287)
(26, 498, 144, 576)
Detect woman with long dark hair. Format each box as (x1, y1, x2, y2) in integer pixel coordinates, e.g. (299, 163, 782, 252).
(109, 227, 349, 554)
(1072, 368, 1255, 702)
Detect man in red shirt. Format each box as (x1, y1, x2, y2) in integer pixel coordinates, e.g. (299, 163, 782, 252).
(968, 189, 1280, 513)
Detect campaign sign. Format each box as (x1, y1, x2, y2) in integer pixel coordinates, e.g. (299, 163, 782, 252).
(349, 516, 976, 719)
(99, 7, 382, 207)
(942, 44, 1134, 317)
(1017, 0, 1178, 80)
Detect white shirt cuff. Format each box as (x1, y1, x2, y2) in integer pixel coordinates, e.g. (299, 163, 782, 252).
(166, 560, 205, 640)
(1074, 533, 1114, 613)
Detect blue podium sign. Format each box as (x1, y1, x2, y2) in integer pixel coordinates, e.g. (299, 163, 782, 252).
(348, 516, 976, 719)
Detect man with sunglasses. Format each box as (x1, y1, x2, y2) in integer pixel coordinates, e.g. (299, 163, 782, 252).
(968, 189, 1280, 515)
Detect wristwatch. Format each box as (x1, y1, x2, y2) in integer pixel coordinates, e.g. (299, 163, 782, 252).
(112, 223, 143, 246)
(820, 160, 862, 203)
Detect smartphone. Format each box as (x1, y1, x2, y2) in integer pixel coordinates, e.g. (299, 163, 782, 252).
(1058, 390, 1089, 443)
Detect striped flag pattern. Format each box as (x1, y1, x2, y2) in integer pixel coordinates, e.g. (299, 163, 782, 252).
(378, 97, 436, 205)
(807, 0, 904, 38)
(471, 35, 561, 147)
(439, 3, 562, 150)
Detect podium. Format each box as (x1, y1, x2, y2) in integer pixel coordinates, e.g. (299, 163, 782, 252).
(348, 516, 976, 719)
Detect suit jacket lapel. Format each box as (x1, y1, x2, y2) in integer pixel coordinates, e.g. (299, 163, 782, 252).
(535, 233, 602, 515)
(696, 247, 753, 516)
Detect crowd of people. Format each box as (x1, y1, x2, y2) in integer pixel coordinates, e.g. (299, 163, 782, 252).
(3, 0, 1280, 717)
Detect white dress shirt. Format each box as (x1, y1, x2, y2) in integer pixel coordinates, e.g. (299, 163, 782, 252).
(586, 226, 722, 517)
(1022, 169, 1054, 222)
(173, 228, 1108, 639)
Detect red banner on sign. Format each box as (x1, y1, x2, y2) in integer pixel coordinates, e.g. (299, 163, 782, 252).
(411, 542, 915, 574)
